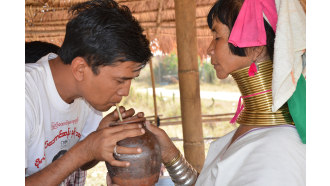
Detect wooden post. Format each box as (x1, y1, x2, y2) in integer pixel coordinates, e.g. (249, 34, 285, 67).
(145, 29, 158, 125)
(174, 0, 205, 172)
(149, 60, 158, 124)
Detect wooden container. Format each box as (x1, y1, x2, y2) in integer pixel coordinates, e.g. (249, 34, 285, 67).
(106, 118, 162, 186)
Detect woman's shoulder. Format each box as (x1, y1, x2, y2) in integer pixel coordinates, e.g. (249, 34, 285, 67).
(237, 125, 303, 147)
(234, 125, 305, 158)
(254, 125, 303, 147)
(224, 125, 306, 186)
(225, 125, 305, 172)
(209, 128, 237, 150)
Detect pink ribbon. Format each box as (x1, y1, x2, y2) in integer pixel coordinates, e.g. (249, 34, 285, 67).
(230, 89, 272, 124)
(228, 0, 278, 48)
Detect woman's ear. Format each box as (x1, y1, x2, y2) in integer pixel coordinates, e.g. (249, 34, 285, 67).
(249, 46, 267, 62)
(71, 57, 88, 81)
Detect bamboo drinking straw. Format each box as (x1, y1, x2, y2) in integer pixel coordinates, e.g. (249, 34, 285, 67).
(116, 103, 123, 121)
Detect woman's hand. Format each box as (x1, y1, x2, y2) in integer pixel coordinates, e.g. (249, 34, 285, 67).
(145, 121, 180, 164)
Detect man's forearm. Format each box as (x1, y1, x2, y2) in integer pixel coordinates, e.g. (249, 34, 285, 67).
(81, 160, 99, 171)
(26, 141, 90, 186)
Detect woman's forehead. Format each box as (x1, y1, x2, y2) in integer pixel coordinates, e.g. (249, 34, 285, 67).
(212, 19, 230, 35)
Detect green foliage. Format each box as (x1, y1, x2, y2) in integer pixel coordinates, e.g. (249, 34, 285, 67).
(199, 60, 217, 84)
(153, 53, 178, 85)
(135, 53, 220, 86)
(161, 53, 178, 76)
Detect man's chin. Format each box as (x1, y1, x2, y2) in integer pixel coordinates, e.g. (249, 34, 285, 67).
(93, 105, 113, 112)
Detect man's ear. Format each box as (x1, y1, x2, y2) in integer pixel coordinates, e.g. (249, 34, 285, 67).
(71, 57, 88, 81)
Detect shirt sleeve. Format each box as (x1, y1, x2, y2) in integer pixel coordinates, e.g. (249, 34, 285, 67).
(79, 107, 102, 141)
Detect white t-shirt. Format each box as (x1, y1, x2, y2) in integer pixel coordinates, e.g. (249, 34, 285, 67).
(25, 53, 102, 176)
(196, 125, 306, 186)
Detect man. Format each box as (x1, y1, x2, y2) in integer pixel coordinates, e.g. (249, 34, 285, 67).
(25, 0, 152, 185)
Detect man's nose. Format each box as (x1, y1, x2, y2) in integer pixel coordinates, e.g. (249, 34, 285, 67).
(118, 80, 131, 97)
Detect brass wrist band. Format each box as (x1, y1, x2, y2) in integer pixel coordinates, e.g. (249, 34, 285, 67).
(165, 153, 198, 186)
(164, 152, 181, 168)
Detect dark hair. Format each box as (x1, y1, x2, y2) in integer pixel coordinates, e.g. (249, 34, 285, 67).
(25, 41, 60, 63)
(57, 0, 152, 74)
(207, 0, 275, 60)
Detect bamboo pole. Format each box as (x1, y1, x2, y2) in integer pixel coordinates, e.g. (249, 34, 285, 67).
(174, 0, 205, 172)
(146, 0, 164, 126)
(146, 28, 159, 126)
(149, 60, 158, 125)
(157, 117, 234, 126)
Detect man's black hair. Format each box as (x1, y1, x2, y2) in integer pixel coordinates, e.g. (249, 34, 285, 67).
(207, 0, 275, 60)
(57, 0, 152, 74)
(25, 41, 60, 63)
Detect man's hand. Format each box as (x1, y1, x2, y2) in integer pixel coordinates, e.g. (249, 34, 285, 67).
(82, 121, 145, 167)
(98, 106, 145, 130)
(81, 107, 145, 170)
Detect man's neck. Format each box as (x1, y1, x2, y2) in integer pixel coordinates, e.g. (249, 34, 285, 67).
(49, 57, 79, 104)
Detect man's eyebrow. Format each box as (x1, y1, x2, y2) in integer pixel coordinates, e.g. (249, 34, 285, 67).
(133, 64, 146, 72)
(119, 74, 140, 80)
(119, 77, 134, 80)
(133, 66, 144, 72)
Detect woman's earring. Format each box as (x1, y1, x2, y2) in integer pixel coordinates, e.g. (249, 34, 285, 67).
(248, 60, 258, 77)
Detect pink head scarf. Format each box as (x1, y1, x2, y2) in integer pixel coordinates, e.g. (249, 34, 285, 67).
(228, 0, 278, 48)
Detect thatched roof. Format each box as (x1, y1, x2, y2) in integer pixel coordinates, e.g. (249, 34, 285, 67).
(25, 0, 216, 58)
(25, 0, 306, 58)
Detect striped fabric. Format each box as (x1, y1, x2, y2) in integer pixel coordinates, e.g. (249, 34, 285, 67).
(60, 168, 87, 186)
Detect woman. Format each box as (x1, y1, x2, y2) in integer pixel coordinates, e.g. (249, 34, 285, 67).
(146, 0, 306, 185)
